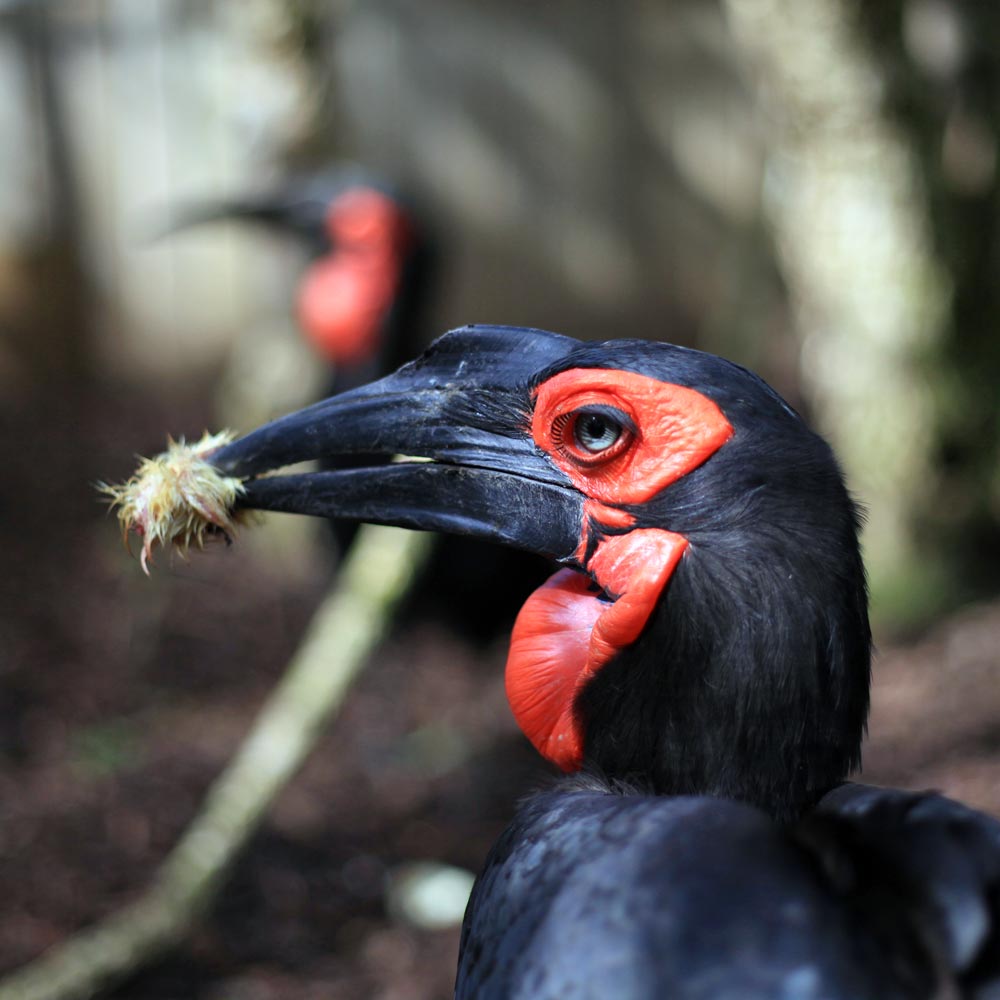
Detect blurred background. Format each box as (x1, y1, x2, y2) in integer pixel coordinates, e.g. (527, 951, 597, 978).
(1, 1, 999, 997)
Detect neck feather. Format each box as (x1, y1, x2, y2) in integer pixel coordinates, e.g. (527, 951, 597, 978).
(575, 480, 871, 824)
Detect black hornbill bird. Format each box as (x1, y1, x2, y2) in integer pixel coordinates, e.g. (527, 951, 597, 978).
(209, 326, 1000, 998)
(169, 172, 432, 389)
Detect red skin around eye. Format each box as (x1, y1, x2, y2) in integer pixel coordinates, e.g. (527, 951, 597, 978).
(532, 368, 733, 505)
(504, 367, 733, 772)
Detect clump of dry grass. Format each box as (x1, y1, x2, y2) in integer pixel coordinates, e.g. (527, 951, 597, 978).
(100, 431, 250, 573)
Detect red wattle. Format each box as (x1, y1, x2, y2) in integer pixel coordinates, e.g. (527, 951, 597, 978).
(506, 569, 604, 770)
(297, 188, 412, 368)
(506, 529, 688, 772)
(297, 257, 396, 367)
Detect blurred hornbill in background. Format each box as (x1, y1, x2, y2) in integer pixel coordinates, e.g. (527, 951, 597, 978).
(172, 176, 548, 637)
(170, 171, 433, 388)
(210, 326, 1000, 998)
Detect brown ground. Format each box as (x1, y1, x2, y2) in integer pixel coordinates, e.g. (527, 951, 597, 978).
(2, 378, 999, 1000)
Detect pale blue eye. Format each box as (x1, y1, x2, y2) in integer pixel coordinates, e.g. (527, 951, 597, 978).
(574, 411, 622, 453)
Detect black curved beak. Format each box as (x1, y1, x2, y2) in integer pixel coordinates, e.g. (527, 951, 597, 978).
(159, 190, 335, 254)
(211, 326, 586, 563)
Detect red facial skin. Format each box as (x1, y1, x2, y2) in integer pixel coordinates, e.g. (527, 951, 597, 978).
(297, 188, 411, 367)
(505, 368, 734, 771)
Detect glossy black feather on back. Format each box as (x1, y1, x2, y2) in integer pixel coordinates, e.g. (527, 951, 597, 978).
(815, 783, 1000, 987)
(459, 786, 964, 1000)
(458, 783, 1000, 1000)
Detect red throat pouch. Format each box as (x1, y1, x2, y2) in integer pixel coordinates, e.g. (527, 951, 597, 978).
(505, 528, 687, 771)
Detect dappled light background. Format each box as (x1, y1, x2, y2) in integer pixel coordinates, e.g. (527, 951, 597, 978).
(2, 1, 999, 997)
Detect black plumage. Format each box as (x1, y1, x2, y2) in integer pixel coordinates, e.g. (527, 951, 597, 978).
(458, 782, 1000, 999)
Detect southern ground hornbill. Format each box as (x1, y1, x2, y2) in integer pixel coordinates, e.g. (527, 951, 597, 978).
(170, 172, 433, 384)
(204, 326, 999, 998)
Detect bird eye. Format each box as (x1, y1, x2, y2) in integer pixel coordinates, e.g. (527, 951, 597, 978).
(574, 410, 622, 453)
(552, 405, 634, 466)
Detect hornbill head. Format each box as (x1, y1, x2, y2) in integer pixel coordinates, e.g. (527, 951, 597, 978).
(167, 176, 417, 369)
(212, 326, 871, 823)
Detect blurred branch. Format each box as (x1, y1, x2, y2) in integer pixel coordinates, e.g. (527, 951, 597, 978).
(723, 0, 952, 622)
(0, 524, 432, 1000)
